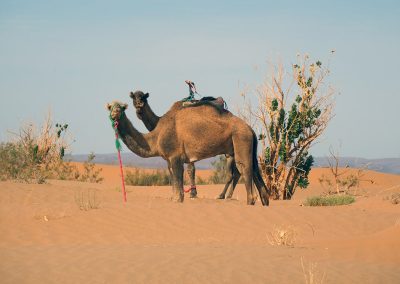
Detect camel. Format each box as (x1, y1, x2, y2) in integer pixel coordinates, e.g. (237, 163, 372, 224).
(130, 90, 238, 199)
(106, 99, 270, 206)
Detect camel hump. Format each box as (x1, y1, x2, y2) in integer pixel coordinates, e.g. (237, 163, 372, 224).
(182, 96, 228, 112)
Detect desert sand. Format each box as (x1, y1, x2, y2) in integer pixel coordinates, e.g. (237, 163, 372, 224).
(1, 164, 399, 283)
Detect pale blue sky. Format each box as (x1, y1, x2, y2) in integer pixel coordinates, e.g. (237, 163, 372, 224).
(1, 0, 399, 158)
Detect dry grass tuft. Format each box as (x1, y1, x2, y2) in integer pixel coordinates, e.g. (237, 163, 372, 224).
(74, 188, 100, 211)
(267, 225, 296, 247)
(301, 257, 326, 284)
(389, 193, 400, 205)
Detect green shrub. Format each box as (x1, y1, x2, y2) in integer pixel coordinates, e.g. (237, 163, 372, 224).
(304, 195, 355, 206)
(125, 169, 171, 186)
(242, 54, 335, 200)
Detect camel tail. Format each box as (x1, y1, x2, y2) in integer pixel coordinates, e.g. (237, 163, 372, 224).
(252, 133, 270, 206)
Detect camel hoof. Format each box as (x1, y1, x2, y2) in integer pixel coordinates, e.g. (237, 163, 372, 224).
(216, 195, 225, 199)
(190, 188, 197, 199)
(171, 195, 184, 203)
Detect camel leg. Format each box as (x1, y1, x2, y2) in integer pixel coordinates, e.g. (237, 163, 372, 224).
(217, 178, 233, 199)
(233, 136, 257, 205)
(235, 160, 256, 205)
(225, 164, 241, 199)
(217, 156, 235, 199)
(187, 162, 197, 198)
(251, 135, 270, 206)
(253, 169, 270, 206)
(170, 157, 184, 202)
(218, 157, 241, 199)
(167, 161, 173, 185)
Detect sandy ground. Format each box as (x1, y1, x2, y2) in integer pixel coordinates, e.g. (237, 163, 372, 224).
(1, 165, 400, 283)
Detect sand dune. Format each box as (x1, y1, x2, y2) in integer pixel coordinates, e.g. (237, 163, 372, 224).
(1, 166, 399, 283)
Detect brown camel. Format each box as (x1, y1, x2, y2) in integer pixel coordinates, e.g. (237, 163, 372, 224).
(130, 90, 239, 199)
(106, 100, 270, 205)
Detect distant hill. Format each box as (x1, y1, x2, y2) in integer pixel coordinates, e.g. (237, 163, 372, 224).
(313, 157, 400, 175)
(67, 154, 400, 175)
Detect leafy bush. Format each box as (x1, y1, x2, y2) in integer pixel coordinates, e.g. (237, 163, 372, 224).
(125, 169, 171, 186)
(240, 54, 335, 200)
(0, 114, 103, 184)
(304, 195, 355, 206)
(0, 115, 70, 183)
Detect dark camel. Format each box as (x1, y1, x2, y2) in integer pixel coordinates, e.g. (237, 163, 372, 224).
(106, 100, 270, 205)
(130, 90, 238, 199)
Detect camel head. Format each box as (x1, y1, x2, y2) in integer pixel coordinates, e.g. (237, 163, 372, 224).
(106, 101, 128, 121)
(130, 91, 149, 117)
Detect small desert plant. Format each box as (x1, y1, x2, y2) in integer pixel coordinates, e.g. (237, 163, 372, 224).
(301, 257, 326, 284)
(183, 169, 209, 185)
(304, 195, 355, 206)
(195, 176, 208, 185)
(208, 155, 243, 184)
(78, 152, 103, 183)
(125, 169, 171, 186)
(209, 155, 229, 184)
(0, 142, 37, 182)
(267, 225, 296, 247)
(74, 188, 100, 210)
(319, 146, 373, 195)
(52, 159, 80, 181)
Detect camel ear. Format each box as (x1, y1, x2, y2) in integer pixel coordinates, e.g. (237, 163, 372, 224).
(144, 93, 149, 99)
(129, 92, 134, 99)
(121, 103, 128, 110)
(106, 103, 112, 110)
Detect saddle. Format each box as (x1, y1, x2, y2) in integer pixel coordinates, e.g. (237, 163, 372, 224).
(182, 96, 227, 112)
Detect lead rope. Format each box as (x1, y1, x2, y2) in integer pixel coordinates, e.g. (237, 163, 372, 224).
(110, 114, 127, 203)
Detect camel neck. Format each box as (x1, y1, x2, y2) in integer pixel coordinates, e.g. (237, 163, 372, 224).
(117, 113, 158, 158)
(141, 103, 160, 131)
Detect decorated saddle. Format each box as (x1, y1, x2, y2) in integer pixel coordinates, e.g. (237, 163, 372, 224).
(181, 80, 228, 112)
